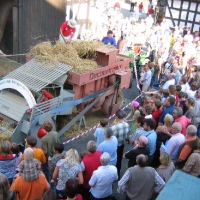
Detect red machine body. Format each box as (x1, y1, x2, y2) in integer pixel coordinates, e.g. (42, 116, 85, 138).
(66, 46, 134, 115)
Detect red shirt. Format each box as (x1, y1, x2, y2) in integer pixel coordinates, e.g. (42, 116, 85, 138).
(139, 4, 143, 9)
(175, 116, 191, 135)
(148, 8, 154, 14)
(152, 109, 163, 124)
(60, 21, 76, 37)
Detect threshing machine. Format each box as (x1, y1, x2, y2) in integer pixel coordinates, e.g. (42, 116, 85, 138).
(0, 46, 133, 145)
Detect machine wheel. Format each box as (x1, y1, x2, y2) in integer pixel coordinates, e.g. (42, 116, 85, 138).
(102, 95, 113, 115)
(108, 75, 116, 85)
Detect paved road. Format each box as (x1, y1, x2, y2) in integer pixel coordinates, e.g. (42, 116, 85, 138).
(61, 78, 140, 200)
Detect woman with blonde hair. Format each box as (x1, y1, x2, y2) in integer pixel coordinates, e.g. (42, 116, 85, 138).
(0, 173, 15, 200)
(156, 152, 175, 183)
(152, 114, 173, 167)
(52, 149, 83, 199)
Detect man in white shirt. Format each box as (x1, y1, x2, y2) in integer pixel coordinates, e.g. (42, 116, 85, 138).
(160, 122, 185, 161)
(141, 63, 152, 92)
(179, 76, 190, 93)
(161, 73, 176, 90)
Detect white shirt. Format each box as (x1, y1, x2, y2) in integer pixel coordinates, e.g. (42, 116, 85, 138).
(162, 79, 175, 90)
(89, 165, 118, 198)
(181, 83, 190, 93)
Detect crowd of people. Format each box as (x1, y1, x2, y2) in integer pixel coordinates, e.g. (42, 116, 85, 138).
(0, 1, 200, 200)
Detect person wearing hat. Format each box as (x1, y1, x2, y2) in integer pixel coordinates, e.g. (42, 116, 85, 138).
(125, 100, 140, 134)
(59, 19, 77, 43)
(102, 30, 117, 48)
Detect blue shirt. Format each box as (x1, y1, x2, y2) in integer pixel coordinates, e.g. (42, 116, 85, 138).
(97, 136, 118, 166)
(102, 37, 117, 48)
(94, 127, 105, 146)
(145, 130, 157, 156)
(158, 105, 176, 124)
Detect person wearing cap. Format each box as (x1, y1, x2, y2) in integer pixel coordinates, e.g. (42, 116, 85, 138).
(102, 30, 117, 48)
(125, 100, 140, 133)
(59, 19, 77, 43)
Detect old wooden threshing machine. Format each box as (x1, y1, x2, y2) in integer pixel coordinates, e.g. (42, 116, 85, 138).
(0, 46, 133, 145)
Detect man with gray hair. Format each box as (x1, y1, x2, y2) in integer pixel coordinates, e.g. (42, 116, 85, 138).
(89, 152, 118, 200)
(173, 107, 191, 135)
(97, 127, 118, 166)
(81, 141, 102, 200)
(161, 73, 176, 90)
(161, 122, 185, 161)
(176, 125, 199, 169)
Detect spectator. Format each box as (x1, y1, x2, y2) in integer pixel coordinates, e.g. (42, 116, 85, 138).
(52, 149, 83, 199)
(129, 116, 146, 145)
(179, 76, 190, 93)
(175, 85, 182, 106)
(185, 98, 195, 122)
(18, 147, 41, 181)
(0, 140, 16, 184)
(11, 173, 49, 200)
(173, 107, 191, 135)
(162, 57, 175, 74)
(161, 122, 185, 162)
(111, 109, 129, 177)
(168, 85, 176, 97)
(158, 96, 176, 126)
(186, 81, 198, 98)
(125, 100, 140, 133)
(143, 118, 157, 164)
(81, 141, 102, 200)
(123, 135, 150, 168)
(11, 143, 22, 171)
(117, 154, 165, 200)
(97, 127, 118, 166)
(89, 152, 118, 200)
(139, 2, 143, 12)
(176, 125, 199, 169)
(142, 104, 153, 119)
(161, 74, 176, 90)
(48, 143, 66, 191)
(20, 136, 46, 165)
(194, 89, 200, 137)
(182, 140, 200, 177)
(66, 179, 83, 200)
(0, 173, 15, 200)
(41, 121, 60, 181)
(148, 6, 154, 15)
(43, 189, 57, 200)
(152, 100, 163, 124)
(156, 152, 175, 183)
(102, 30, 117, 48)
(94, 118, 108, 146)
(178, 91, 187, 114)
(173, 64, 181, 85)
(141, 63, 152, 92)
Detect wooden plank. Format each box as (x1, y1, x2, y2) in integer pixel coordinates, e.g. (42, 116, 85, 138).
(166, 0, 175, 26)
(157, 170, 200, 200)
(192, 2, 199, 31)
(0, 0, 13, 42)
(178, 0, 184, 26)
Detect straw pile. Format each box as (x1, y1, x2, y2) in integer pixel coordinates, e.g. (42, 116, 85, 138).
(30, 40, 112, 74)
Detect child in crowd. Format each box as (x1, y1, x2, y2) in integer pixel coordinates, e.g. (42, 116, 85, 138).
(152, 100, 163, 125)
(11, 143, 22, 171)
(125, 100, 140, 133)
(161, 89, 169, 106)
(18, 147, 41, 181)
(94, 118, 109, 146)
(178, 91, 187, 114)
(139, 67, 145, 90)
(176, 85, 182, 106)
